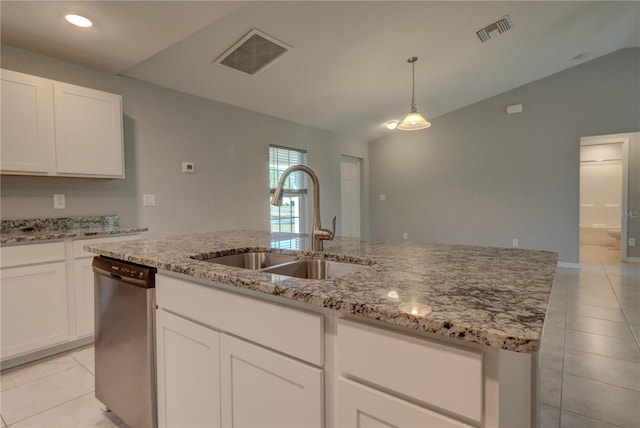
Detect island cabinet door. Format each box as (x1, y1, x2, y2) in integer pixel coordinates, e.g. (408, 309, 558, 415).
(155, 310, 221, 428)
(336, 378, 473, 428)
(220, 333, 323, 428)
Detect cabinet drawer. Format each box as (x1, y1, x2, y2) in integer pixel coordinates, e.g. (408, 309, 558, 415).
(73, 235, 140, 258)
(1, 242, 66, 268)
(157, 274, 323, 366)
(336, 377, 472, 428)
(337, 319, 482, 422)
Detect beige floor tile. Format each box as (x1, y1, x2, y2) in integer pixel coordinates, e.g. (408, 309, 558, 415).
(11, 393, 121, 428)
(540, 368, 562, 407)
(1, 366, 94, 425)
(560, 411, 620, 428)
(545, 310, 566, 328)
(1, 354, 79, 392)
(565, 303, 627, 323)
(1, 415, 6, 427)
(562, 373, 640, 428)
(69, 345, 95, 375)
(564, 349, 640, 391)
(564, 329, 640, 362)
(565, 314, 635, 340)
(539, 349, 564, 373)
(541, 325, 565, 350)
(539, 404, 560, 428)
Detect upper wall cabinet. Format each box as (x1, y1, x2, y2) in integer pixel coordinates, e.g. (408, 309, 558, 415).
(1, 69, 125, 179)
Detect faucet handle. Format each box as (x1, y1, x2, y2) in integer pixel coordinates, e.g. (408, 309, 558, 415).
(317, 216, 336, 242)
(329, 216, 336, 240)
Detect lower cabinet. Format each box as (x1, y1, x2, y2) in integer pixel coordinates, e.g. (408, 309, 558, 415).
(155, 308, 323, 428)
(156, 310, 221, 428)
(220, 334, 323, 428)
(0, 262, 68, 359)
(336, 377, 471, 428)
(73, 257, 95, 338)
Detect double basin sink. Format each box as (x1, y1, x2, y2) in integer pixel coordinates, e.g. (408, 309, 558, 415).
(192, 250, 370, 280)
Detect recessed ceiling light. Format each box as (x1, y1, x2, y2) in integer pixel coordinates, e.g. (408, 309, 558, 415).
(386, 120, 398, 130)
(65, 14, 92, 28)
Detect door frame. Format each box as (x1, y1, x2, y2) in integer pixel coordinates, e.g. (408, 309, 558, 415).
(580, 132, 634, 261)
(340, 155, 363, 238)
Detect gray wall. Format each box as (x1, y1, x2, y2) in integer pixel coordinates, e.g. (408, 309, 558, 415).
(1, 44, 369, 238)
(369, 48, 640, 263)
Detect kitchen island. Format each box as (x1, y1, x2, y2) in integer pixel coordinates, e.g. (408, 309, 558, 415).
(86, 230, 558, 428)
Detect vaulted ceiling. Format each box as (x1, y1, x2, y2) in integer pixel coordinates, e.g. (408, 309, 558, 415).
(2, 1, 639, 142)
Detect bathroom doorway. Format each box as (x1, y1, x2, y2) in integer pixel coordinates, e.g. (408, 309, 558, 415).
(579, 133, 635, 262)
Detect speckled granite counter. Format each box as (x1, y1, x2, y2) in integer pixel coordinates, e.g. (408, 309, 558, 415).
(1, 216, 148, 244)
(85, 230, 558, 353)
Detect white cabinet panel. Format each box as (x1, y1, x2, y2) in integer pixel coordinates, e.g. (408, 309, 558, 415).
(1, 242, 65, 268)
(220, 334, 323, 428)
(337, 319, 482, 422)
(156, 310, 221, 428)
(73, 257, 94, 338)
(336, 377, 471, 428)
(1, 262, 68, 359)
(0, 69, 54, 174)
(53, 82, 124, 178)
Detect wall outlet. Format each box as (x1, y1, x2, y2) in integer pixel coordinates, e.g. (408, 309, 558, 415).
(512, 238, 519, 247)
(629, 237, 636, 247)
(53, 194, 65, 209)
(403, 232, 408, 240)
(182, 161, 195, 174)
(143, 194, 156, 207)
(379, 194, 386, 202)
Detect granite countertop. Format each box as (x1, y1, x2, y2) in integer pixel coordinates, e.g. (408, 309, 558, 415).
(1, 216, 148, 244)
(85, 230, 558, 353)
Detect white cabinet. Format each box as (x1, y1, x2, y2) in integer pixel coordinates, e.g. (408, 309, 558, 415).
(156, 310, 221, 428)
(0, 243, 68, 360)
(155, 274, 324, 428)
(0, 69, 54, 174)
(0, 235, 141, 367)
(0, 69, 124, 178)
(53, 82, 123, 177)
(336, 377, 471, 428)
(220, 334, 323, 428)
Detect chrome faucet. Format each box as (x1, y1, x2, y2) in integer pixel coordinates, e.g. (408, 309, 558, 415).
(271, 165, 336, 251)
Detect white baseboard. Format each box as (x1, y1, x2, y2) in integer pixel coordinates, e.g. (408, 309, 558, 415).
(624, 257, 640, 263)
(557, 262, 580, 269)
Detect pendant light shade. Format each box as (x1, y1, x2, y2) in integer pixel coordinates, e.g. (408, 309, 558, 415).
(397, 57, 431, 131)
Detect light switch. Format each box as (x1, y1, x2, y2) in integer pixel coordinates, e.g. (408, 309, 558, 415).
(53, 194, 65, 209)
(143, 194, 156, 207)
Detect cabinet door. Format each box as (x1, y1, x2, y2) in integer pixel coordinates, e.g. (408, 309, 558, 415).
(73, 257, 94, 338)
(53, 81, 124, 178)
(0, 262, 68, 360)
(336, 378, 472, 428)
(156, 310, 221, 428)
(0, 69, 54, 174)
(220, 334, 323, 428)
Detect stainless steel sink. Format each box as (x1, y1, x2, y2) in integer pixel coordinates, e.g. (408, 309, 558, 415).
(194, 252, 298, 270)
(262, 259, 368, 279)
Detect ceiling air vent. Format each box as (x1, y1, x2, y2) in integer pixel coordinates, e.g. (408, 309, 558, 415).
(476, 15, 512, 42)
(214, 29, 292, 76)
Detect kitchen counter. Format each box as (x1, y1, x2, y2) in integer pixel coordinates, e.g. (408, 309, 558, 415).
(85, 230, 558, 353)
(1, 215, 148, 244)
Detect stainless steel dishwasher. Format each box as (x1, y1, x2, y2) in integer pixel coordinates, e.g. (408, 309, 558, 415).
(93, 256, 157, 428)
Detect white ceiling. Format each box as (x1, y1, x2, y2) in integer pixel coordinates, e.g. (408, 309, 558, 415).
(2, 1, 639, 142)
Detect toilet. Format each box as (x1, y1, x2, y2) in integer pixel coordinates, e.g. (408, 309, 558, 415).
(607, 229, 621, 248)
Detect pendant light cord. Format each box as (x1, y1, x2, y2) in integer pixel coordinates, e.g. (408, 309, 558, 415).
(408, 56, 418, 111)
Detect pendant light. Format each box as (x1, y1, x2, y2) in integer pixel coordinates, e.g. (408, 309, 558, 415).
(397, 56, 431, 131)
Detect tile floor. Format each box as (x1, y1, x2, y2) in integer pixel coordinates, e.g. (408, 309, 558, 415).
(539, 245, 640, 428)
(0, 244, 637, 427)
(0, 346, 125, 427)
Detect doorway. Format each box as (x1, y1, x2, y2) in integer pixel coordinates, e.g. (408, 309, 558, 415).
(340, 155, 362, 238)
(580, 132, 636, 262)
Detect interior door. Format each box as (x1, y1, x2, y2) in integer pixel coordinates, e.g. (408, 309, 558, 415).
(340, 155, 362, 238)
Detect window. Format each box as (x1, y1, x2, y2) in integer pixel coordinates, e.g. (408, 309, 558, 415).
(269, 145, 308, 233)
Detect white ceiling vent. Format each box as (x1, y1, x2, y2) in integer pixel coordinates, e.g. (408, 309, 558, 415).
(476, 15, 513, 42)
(215, 29, 292, 76)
